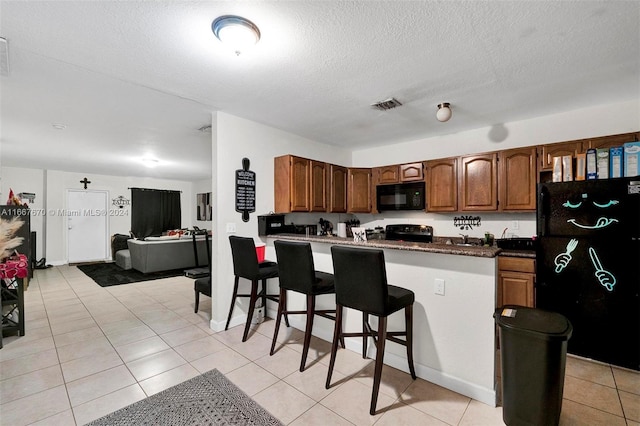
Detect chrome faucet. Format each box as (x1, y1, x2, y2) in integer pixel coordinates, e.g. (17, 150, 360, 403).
(459, 234, 469, 244)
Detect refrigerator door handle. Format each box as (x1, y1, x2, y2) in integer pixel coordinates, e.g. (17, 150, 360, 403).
(538, 188, 548, 237)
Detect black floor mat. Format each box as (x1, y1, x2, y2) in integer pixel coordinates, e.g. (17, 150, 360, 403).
(77, 263, 186, 287)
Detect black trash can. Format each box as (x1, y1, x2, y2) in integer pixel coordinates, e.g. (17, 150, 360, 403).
(494, 305, 572, 426)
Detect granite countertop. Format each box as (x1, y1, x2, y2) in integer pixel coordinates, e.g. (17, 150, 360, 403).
(266, 234, 502, 258)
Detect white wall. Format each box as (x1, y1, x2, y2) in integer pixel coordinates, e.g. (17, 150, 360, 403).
(211, 112, 352, 328)
(351, 99, 639, 240)
(44, 170, 196, 264)
(1, 167, 199, 264)
(352, 99, 639, 166)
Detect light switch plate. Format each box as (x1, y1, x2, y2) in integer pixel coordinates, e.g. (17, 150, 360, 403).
(434, 278, 445, 296)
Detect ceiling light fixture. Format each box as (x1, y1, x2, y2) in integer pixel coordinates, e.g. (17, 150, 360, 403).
(436, 103, 452, 122)
(141, 158, 160, 168)
(212, 15, 261, 56)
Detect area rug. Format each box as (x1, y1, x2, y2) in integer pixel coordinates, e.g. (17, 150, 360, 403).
(87, 369, 283, 426)
(77, 262, 186, 287)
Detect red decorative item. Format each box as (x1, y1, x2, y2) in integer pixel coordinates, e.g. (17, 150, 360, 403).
(0, 253, 28, 279)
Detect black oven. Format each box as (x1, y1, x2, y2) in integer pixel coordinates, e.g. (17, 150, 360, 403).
(376, 181, 425, 211)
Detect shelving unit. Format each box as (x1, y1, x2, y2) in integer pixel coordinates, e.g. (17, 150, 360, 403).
(1, 277, 25, 348)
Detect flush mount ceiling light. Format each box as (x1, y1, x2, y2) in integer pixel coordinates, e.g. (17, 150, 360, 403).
(436, 103, 452, 122)
(141, 158, 160, 168)
(212, 15, 261, 56)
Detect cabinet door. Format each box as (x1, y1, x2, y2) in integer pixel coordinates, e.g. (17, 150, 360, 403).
(290, 156, 311, 212)
(585, 132, 637, 150)
(400, 162, 424, 182)
(498, 271, 535, 308)
(376, 165, 399, 184)
(347, 168, 372, 213)
(309, 160, 327, 212)
(499, 147, 537, 211)
(537, 140, 584, 171)
(459, 153, 497, 211)
(425, 158, 457, 212)
(328, 164, 347, 213)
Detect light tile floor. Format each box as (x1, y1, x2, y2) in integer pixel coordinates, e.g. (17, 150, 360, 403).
(1, 265, 638, 425)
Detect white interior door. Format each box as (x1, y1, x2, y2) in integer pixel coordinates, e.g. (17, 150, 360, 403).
(67, 189, 109, 263)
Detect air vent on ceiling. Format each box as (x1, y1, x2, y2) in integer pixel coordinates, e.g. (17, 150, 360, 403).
(371, 97, 402, 111)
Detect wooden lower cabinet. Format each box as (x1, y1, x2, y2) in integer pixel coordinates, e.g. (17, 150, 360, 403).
(497, 257, 535, 308)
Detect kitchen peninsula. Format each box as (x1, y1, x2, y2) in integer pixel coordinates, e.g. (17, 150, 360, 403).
(264, 233, 500, 406)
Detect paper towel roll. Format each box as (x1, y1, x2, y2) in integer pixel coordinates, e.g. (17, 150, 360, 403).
(337, 223, 347, 238)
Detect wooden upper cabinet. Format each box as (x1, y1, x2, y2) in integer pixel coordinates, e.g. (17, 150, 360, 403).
(459, 153, 498, 211)
(399, 162, 424, 182)
(537, 140, 584, 171)
(584, 132, 637, 150)
(328, 164, 347, 213)
(347, 168, 372, 213)
(309, 160, 327, 212)
(376, 165, 399, 184)
(425, 158, 457, 212)
(499, 147, 537, 211)
(274, 155, 326, 213)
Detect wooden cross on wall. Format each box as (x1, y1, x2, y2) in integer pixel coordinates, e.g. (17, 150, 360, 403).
(80, 177, 91, 189)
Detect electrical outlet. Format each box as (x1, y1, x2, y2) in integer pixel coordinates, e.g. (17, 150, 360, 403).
(512, 220, 519, 230)
(434, 278, 445, 296)
(226, 223, 236, 233)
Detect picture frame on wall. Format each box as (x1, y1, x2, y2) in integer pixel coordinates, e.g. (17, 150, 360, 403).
(197, 192, 212, 221)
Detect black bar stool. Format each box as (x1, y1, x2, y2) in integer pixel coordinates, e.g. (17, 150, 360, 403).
(326, 245, 417, 415)
(194, 232, 211, 313)
(271, 240, 344, 372)
(226, 236, 288, 342)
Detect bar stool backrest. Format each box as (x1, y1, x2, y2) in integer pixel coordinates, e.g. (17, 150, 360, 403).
(331, 246, 389, 316)
(229, 236, 260, 279)
(274, 240, 317, 294)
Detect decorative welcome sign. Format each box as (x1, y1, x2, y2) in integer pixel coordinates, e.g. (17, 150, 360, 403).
(454, 215, 481, 230)
(235, 158, 256, 222)
(112, 195, 130, 209)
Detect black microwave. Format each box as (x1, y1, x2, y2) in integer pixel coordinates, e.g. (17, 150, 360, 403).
(376, 181, 426, 211)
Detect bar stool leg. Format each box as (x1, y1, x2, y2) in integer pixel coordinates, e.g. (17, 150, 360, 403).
(194, 290, 200, 313)
(242, 280, 259, 342)
(325, 304, 343, 389)
(300, 294, 316, 372)
(225, 276, 240, 330)
(405, 304, 417, 379)
(261, 279, 268, 313)
(370, 316, 388, 415)
(270, 288, 286, 356)
(362, 312, 369, 358)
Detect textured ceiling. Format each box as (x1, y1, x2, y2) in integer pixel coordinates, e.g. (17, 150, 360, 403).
(1, 1, 638, 181)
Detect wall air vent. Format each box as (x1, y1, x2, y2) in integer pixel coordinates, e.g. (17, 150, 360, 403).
(371, 97, 402, 111)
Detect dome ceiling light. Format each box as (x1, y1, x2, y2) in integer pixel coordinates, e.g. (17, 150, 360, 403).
(436, 103, 452, 122)
(212, 15, 261, 56)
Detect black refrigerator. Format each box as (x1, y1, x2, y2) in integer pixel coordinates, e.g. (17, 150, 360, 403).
(536, 177, 640, 371)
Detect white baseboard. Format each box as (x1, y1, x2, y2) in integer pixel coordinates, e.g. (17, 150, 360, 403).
(211, 308, 497, 406)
